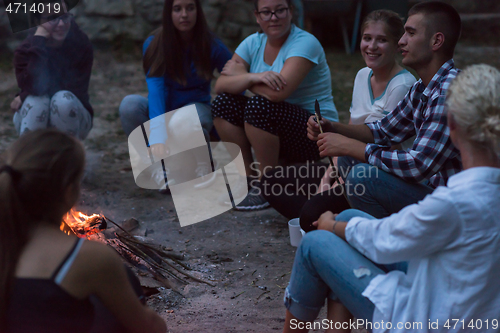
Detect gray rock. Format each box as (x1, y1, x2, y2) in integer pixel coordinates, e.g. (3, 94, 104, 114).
(460, 14, 500, 45)
(75, 16, 152, 41)
(83, 0, 135, 17)
(217, 21, 241, 39)
(136, 0, 164, 24)
(438, 0, 500, 14)
(203, 6, 221, 32)
(204, 0, 229, 7)
(224, 1, 255, 25)
(0, 8, 13, 40)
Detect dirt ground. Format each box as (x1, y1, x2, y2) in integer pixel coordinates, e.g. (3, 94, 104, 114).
(1, 44, 500, 333)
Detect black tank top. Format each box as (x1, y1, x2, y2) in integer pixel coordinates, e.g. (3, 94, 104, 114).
(6, 238, 94, 333)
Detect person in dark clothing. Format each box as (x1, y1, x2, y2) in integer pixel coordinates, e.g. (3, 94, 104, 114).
(0, 129, 167, 333)
(11, 2, 93, 140)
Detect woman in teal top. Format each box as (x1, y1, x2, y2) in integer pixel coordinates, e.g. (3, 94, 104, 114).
(212, 0, 338, 210)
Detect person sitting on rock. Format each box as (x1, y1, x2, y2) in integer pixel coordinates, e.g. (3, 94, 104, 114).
(11, 0, 93, 140)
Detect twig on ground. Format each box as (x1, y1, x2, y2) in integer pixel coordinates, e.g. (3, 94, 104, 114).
(231, 291, 245, 299)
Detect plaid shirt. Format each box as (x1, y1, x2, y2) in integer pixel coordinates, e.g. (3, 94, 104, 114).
(365, 59, 462, 188)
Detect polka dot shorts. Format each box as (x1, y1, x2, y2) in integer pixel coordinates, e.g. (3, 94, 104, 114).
(212, 93, 320, 164)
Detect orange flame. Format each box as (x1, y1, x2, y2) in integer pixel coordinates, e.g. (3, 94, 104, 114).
(60, 209, 103, 237)
(64, 209, 100, 229)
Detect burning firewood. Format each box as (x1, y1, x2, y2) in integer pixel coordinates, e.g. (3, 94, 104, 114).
(61, 210, 107, 237)
(61, 209, 214, 294)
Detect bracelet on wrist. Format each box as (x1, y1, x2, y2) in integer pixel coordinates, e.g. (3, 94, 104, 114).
(332, 220, 339, 235)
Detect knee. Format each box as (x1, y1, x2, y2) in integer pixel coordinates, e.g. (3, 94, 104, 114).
(119, 95, 144, 119)
(167, 109, 200, 141)
(345, 163, 378, 185)
(245, 95, 269, 114)
(336, 209, 374, 222)
(50, 91, 79, 115)
(20, 95, 50, 113)
(212, 93, 232, 108)
(300, 230, 337, 255)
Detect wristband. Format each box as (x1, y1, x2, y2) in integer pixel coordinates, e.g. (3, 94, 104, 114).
(332, 220, 339, 235)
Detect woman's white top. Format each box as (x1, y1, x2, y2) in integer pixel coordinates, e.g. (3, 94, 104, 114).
(350, 67, 416, 125)
(346, 167, 500, 332)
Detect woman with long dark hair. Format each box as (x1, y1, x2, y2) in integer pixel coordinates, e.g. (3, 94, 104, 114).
(0, 129, 167, 333)
(119, 0, 232, 190)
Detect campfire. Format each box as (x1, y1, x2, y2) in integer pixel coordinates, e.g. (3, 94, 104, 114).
(60, 209, 214, 293)
(61, 210, 107, 237)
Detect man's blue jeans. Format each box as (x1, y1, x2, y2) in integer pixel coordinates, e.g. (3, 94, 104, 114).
(337, 156, 434, 218)
(284, 209, 406, 323)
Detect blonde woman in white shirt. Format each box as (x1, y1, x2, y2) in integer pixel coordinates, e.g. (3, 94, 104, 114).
(282, 64, 500, 333)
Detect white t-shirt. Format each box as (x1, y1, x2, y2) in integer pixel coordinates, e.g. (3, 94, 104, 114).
(235, 24, 338, 121)
(350, 67, 416, 124)
(350, 67, 416, 149)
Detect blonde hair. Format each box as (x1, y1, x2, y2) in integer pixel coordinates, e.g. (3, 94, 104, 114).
(361, 10, 404, 45)
(446, 64, 500, 158)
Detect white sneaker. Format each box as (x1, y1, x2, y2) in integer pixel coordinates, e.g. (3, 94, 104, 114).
(151, 167, 174, 194)
(193, 160, 219, 189)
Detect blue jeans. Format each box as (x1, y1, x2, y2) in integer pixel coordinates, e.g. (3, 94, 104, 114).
(284, 209, 407, 323)
(118, 94, 213, 143)
(338, 156, 434, 218)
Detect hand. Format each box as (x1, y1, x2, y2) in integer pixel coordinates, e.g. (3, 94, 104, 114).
(35, 24, 52, 38)
(253, 71, 287, 91)
(312, 211, 338, 231)
(307, 115, 334, 141)
(150, 143, 169, 159)
(221, 59, 248, 76)
(317, 132, 353, 158)
(10, 96, 22, 112)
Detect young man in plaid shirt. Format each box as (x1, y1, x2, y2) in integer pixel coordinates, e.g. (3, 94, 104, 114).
(301, 1, 463, 230)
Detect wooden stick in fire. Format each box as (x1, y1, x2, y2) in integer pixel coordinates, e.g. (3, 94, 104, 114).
(314, 100, 347, 199)
(106, 217, 215, 286)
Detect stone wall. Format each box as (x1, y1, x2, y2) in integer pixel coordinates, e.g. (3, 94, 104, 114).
(1, 0, 499, 53)
(0, 0, 261, 52)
